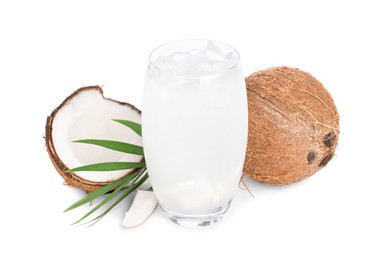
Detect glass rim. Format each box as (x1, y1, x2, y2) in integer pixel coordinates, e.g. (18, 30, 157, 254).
(148, 39, 241, 79)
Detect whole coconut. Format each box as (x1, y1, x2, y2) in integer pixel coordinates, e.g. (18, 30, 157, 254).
(244, 66, 339, 184)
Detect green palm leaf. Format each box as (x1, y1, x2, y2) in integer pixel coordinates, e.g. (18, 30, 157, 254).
(64, 170, 138, 213)
(113, 119, 142, 136)
(66, 162, 145, 172)
(73, 139, 143, 155)
(71, 170, 140, 225)
(85, 169, 149, 226)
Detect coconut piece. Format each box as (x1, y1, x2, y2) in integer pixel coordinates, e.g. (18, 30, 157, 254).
(45, 86, 143, 192)
(244, 67, 339, 184)
(122, 190, 158, 228)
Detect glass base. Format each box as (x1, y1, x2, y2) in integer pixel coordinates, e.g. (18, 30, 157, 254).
(160, 200, 231, 227)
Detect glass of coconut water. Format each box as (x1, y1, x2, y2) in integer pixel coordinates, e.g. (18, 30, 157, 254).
(142, 39, 248, 227)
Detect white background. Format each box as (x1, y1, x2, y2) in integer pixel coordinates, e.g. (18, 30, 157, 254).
(1, 0, 379, 259)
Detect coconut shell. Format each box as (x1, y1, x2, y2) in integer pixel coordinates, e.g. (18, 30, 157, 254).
(244, 67, 339, 184)
(45, 86, 141, 192)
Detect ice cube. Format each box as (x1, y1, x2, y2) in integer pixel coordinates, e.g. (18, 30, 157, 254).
(171, 51, 189, 62)
(205, 40, 224, 58)
(178, 54, 208, 74)
(153, 55, 174, 70)
(151, 42, 237, 77)
(225, 52, 233, 60)
(188, 48, 205, 57)
(175, 177, 214, 210)
(196, 61, 215, 72)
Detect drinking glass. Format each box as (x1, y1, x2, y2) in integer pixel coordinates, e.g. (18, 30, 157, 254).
(142, 39, 248, 227)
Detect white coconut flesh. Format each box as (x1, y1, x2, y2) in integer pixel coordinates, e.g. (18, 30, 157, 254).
(122, 190, 158, 228)
(52, 88, 143, 183)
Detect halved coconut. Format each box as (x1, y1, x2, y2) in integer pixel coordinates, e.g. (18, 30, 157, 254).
(45, 86, 143, 192)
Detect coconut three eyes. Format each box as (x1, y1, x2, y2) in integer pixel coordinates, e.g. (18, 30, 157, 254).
(244, 66, 339, 184)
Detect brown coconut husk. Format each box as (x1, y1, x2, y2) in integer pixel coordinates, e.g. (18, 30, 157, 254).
(45, 86, 141, 192)
(244, 67, 339, 184)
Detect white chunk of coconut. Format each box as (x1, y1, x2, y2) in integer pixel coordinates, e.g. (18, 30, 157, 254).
(122, 190, 158, 228)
